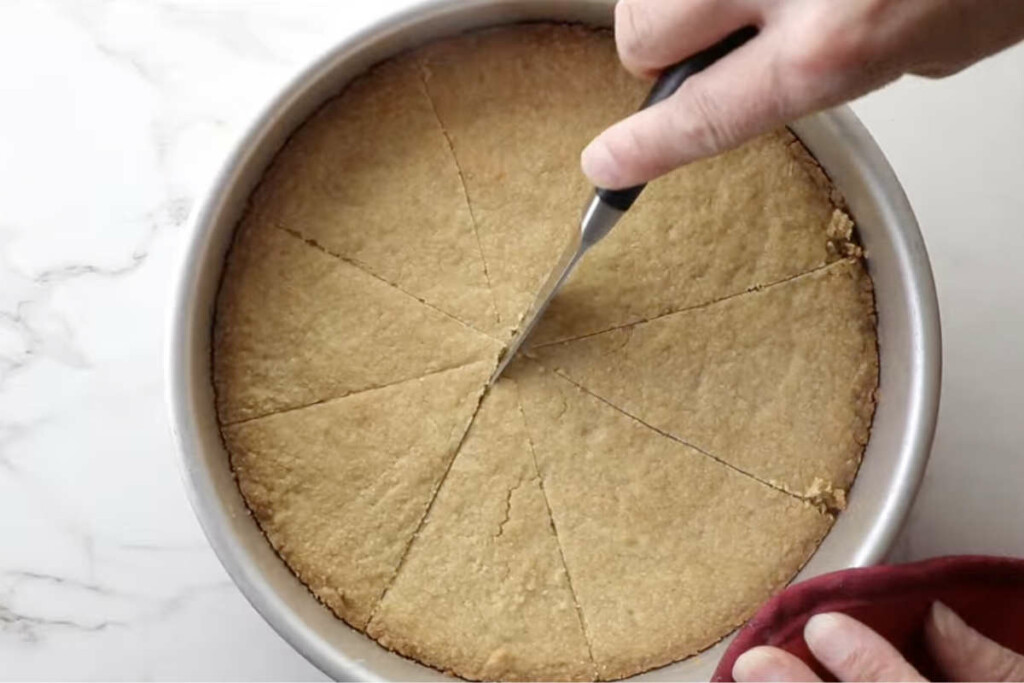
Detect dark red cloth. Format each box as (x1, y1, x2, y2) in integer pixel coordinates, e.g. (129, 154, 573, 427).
(712, 555, 1024, 681)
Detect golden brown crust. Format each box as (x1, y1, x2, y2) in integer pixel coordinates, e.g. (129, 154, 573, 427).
(418, 26, 842, 345)
(247, 55, 499, 333)
(419, 25, 641, 333)
(213, 218, 499, 423)
(367, 381, 595, 681)
(532, 129, 841, 345)
(223, 361, 491, 629)
(782, 129, 848, 211)
(531, 258, 879, 497)
(509, 361, 832, 679)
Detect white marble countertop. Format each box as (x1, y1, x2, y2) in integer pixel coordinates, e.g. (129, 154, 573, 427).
(1, 1, 1021, 679)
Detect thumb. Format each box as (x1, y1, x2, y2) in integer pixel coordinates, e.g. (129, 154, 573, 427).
(925, 601, 1024, 682)
(581, 31, 791, 189)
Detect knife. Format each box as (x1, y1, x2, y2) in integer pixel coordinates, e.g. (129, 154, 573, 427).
(488, 26, 758, 385)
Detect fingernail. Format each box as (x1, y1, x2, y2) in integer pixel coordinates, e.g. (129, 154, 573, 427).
(581, 139, 619, 188)
(804, 613, 850, 666)
(930, 601, 966, 639)
(733, 647, 789, 682)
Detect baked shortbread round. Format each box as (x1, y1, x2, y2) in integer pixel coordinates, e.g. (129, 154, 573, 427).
(213, 24, 878, 681)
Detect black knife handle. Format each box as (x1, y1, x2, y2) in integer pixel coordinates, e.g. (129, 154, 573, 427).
(595, 25, 759, 212)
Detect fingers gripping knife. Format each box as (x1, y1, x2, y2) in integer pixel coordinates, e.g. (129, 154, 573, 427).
(488, 26, 758, 384)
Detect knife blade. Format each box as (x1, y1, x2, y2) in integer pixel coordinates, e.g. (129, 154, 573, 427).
(487, 26, 758, 385)
(488, 193, 624, 384)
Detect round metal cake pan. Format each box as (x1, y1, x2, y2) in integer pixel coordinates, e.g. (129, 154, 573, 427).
(166, 0, 942, 680)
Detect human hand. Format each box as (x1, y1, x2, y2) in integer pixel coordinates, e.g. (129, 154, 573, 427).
(582, 0, 1024, 189)
(732, 602, 1024, 682)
